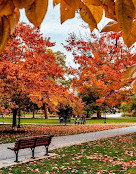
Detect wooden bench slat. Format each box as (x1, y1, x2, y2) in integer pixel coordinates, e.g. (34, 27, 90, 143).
(17, 135, 53, 141)
(7, 135, 53, 162)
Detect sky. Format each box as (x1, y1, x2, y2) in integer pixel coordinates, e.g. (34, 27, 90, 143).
(20, 0, 107, 67)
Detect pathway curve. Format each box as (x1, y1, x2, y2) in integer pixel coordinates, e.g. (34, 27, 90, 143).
(0, 124, 136, 168)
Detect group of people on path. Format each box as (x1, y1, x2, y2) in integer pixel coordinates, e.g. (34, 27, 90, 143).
(74, 114, 86, 124)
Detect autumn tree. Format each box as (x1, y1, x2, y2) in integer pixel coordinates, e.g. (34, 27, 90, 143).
(0, 23, 65, 129)
(0, 23, 83, 129)
(65, 32, 136, 118)
(78, 89, 104, 118)
(0, 0, 136, 94)
(0, 59, 35, 129)
(57, 91, 84, 124)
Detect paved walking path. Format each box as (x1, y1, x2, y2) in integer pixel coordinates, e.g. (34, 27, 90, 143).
(0, 124, 136, 168)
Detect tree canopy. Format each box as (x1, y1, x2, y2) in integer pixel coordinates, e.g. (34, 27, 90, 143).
(65, 32, 136, 115)
(0, 0, 136, 93)
(0, 23, 83, 129)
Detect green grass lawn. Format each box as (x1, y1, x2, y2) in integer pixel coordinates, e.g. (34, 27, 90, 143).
(86, 117, 136, 124)
(0, 117, 60, 124)
(0, 117, 136, 124)
(1, 133, 136, 174)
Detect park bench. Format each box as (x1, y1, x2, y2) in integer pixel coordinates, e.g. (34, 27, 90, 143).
(59, 117, 71, 124)
(8, 135, 53, 163)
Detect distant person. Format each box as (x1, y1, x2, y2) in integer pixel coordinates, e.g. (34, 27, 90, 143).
(81, 115, 83, 124)
(75, 116, 77, 124)
(75, 116, 79, 124)
(83, 115, 86, 124)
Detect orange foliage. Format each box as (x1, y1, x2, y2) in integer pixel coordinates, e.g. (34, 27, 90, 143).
(0, 23, 83, 115)
(65, 32, 136, 107)
(1, 1, 136, 94)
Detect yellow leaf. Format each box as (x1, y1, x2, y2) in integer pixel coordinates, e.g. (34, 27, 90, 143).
(115, 0, 135, 35)
(0, 16, 10, 54)
(123, 21, 136, 47)
(63, 0, 76, 6)
(92, 0, 115, 21)
(80, 3, 97, 31)
(62, 1, 103, 25)
(87, 5, 103, 24)
(0, 0, 8, 10)
(13, 0, 35, 9)
(0, 0, 15, 17)
(122, 64, 136, 82)
(8, 8, 20, 34)
(132, 0, 136, 18)
(132, 79, 136, 93)
(104, 6, 116, 21)
(101, 20, 121, 32)
(132, 0, 136, 9)
(53, 0, 60, 6)
(25, 0, 48, 27)
(60, 0, 75, 24)
(82, 0, 102, 6)
(63, 0, 81, 11)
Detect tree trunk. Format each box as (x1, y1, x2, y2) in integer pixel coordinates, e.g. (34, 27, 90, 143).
(32, 110, 35, 118)
(17, 109, 21, 128)
(43, 103, 48, 119)
(87, 110, 89, 118)
(12, 108, 18, 131)
(97, 111, 101, 119)
(65, 119, 67, 125)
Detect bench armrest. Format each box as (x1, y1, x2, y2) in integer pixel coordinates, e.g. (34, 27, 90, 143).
(7, 147, 14, 150)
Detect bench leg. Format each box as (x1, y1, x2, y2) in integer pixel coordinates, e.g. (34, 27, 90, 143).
(14, 151, 19, 163)
(45, 146, 49, 156)
(31, 148, 35, 159)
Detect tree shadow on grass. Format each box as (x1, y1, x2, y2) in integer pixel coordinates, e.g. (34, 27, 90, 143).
(0, 130, 26, 134)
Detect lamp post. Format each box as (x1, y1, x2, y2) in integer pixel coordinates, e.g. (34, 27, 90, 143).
(17, 109, 21, 128)
(104, 111, 107, 123)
